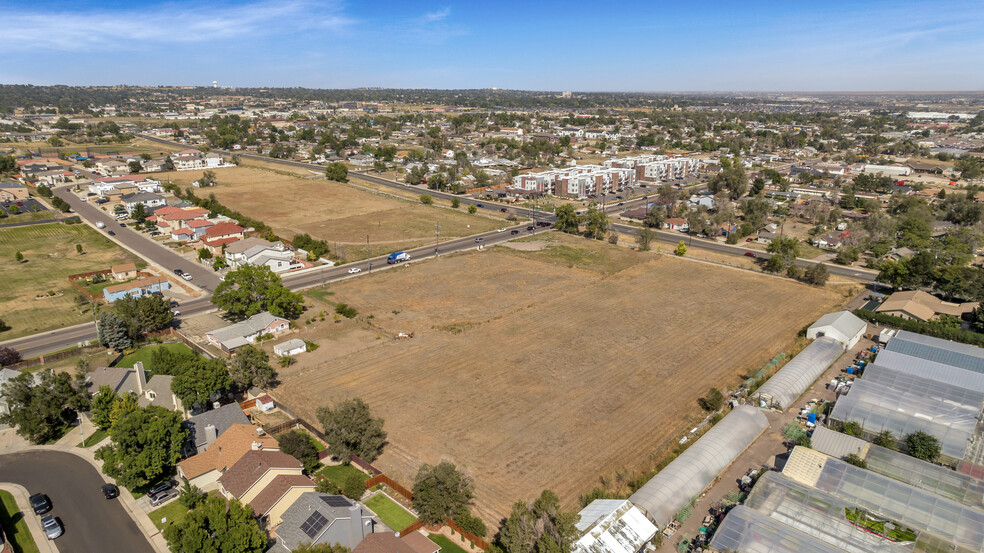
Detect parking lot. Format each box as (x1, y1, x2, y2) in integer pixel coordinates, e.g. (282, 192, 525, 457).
(0, 198, 49, 216)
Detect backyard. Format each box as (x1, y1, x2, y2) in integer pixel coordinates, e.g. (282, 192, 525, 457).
(115, 342, 196, 371)
(365, 493, 417, 532)
(275, 233, 847, 522)
(0, 222, 144, 340)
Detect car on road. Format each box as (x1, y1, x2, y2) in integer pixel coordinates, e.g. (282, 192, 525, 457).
(744, 252, 757, 258)
(511, 229, 520, 235)
(475, 237, 485, 242)
(107, 230, 115, 236)
(527, 226, 535, 231)
(41, 514, 63, 540)
(119, 223, 126, 227)
(171, 310, 180, 316)
(149, 231, 161, 236)
(500, 208, 508, 212)
(30, 493, 51, 515)
(102, 483, 119, 499)
(476, 203, 484, 208)
(169, 300, 179, 307)
(347, 267, 362, 274)
(173, 269, 184, 276)
(497, 228, 506, 232)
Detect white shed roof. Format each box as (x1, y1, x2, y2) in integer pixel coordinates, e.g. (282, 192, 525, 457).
(809, 311, 867, 345)
(573, 500, 657, 553)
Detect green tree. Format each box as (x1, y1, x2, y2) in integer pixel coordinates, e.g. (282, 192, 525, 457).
(644, 206, 666, 229)
(0, 346, 20, 365)
(109, 392, 138, 428)
(0, 154, 16, 173)
(698, 388, 724, 411)
(212, 265, 304, 320)
(969, 304, 984, 333)
(493, 490, 579, 553)
(316, 398, 387, 463)
(904, 431, 942, 462)
(96, 405, 186, 489)
(164, 156, 175, 171)
(130, 203, 148, 222)
(198, 170, 217, 187)
(97, 311, 132, 350)
(412, 461, 475, 525)
(834, 247, 860, 265)
(76, 243, 84, 254)
(451, 198, 460, 208)
(842, 421, 863, 437)
(707, 157, 748, 200)
(803, 263, 829, 286)
(14, 251, 23, 263)
(636, 227, 655, 251)
(178, 480, 206, 510)
(197, 247, 213, 261)
(453, 506, 488, 537)
(583, 205, 609, 240)
(420, 194, 433, 205)
(342, 474, 365, 500)
(766, 236, 800, 272)
(844, 453, 868, 468)
(128, 160, 142, 173)
(50, 197, 71, 212)
(325, 162, 349, 183)
(873, 430, 897, 450)
(150, 344, 199, 376)
(163, 496, 266, 553)
(674, 241, 686, 256)
(229, 345, 276, 389)
(112, 294, 174, 338)
(171, 358, 232, 411)
(0, 370, 90, 444)
(90, 385, 119, 430)
(278, 430, 321, 473)
(554, 204, 581, 234)
(468, 204, 477, 214)
(36, 184, 53, 198)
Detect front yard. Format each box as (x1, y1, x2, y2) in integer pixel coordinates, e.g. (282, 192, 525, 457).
(0, 490, 40, 553)
(148, 499, 189, 531)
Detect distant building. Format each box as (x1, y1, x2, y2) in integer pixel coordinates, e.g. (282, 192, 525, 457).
(573, 499, 657, 553)
(206, 311, 290, 353)
(102, 275, 170, 302)
(876, 290, 979, 323)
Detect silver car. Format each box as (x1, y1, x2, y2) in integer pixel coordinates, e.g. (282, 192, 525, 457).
(41, 514, 63, 540)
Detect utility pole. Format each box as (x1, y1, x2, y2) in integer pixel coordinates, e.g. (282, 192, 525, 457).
(366, 234, 371, 272)
(435, 220, 441, 256)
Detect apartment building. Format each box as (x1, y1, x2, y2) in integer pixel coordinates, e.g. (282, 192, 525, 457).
(510, 164, 635, 199)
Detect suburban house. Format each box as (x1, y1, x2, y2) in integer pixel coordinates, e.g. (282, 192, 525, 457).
(353, 532, 440, 553)
(169, 219, 215, 242)
(32, 169, 66, 186)
(249, 473, 317, 526)
(271, 493, 383, 552)
(146, 206, 210, 231)
(88, 175, 163, 196)
(84, 363, 182, 412)
(201, 222, 245, 242)
(664, 218, 688, 231)
(96, 159, 128, 175)
(111, 263, 137, 281)
(0, 182, 30, 201)
(273, 339, 307, 357)
(122, 192, 167, 214)
(171, 149, 226, 171)
(176, 424, 279, 489)
(875, 290, 979, 323)
(572, 499, 658, 553)
(182, 402, 251, 455)
(814, 231, 850, 250)
(206, 311, 290, 353)
(103, 275, 170, 302)
(217, 450, 305, 508)
(224, 238, 299, 273)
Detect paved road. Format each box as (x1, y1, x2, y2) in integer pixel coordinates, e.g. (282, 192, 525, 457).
(0, 451, 154, 553)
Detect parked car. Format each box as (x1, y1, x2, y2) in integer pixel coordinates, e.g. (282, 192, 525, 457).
(497, 228, 506, 232)
(107, 230, 115, 236)
(149, 491, 176, 507)
(171, 310, 180, 316)
(746, 237, 754, 242)
(526, 226, 535, 231)
(500, 208, 508, 213)
(149, 231, 161, 236)
(347, 267, 362, 274)
(744, 252, 757, 258)
(102, 483, 119, 499)
(119, 223, 126, 227)
(29, 493, 51, 515)
(173, 269, 184, 276)
(182, 273, 193, 281)
(475, 237, 484, 242)
(41, 515, 63, 540)
(169, 300, 180, 308)
(148, 481, 173, 498)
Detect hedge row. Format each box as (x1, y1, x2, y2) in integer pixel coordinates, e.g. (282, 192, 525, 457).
(853, 309, 984, 347)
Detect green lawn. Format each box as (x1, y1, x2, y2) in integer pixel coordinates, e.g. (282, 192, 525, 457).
(115, 343, 196, 371)
(148, 500, 189, 531)
(83, 276, 136, 296)
(0, 490, 40, 553)
(0, 222, 144, 340)
(317, 463, 368, 487)
(78, 428, 108, 448)
(430, 534, 470, 553)
(365, 493, 417, 532)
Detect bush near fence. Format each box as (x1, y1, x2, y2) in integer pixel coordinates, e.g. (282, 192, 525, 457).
(67, 269, 112, 300)
(4, 344, 104, 371)
(447, 518, 490, 550)
(366, 474, 413, 501)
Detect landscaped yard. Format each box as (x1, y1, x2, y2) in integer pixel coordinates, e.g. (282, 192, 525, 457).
(115, 343, 196, 371)
(0, 490, 40, 553)
(429, 534, 469, 553)
(148, 500, 189, 531)
(77, 428, 108, 448)
(83, 276, 136, 296)
(317, 463, 368, 488)
(365, 493, 417, 532)
(0, 222, 144, 340)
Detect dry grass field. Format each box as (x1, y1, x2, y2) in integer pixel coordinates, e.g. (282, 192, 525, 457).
(145, 167, 504, 260)
(0, 223, 144, 341)
(274, 234, 844, 522)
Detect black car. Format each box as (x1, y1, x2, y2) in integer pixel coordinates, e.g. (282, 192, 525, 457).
(102, 483, 119, 499)
(29, 493, 51, 515)
(173, 269, 184, 276)
(119, 223, 126, 227)
(148, 481, 173, 498)
(511, 229, 520, 235)
(476, 203, 484, 208)
(526, 226, 535, 231)
(107, 230, 115, 236)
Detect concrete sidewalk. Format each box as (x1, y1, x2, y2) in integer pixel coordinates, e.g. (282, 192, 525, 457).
(0, 482, 59, 553)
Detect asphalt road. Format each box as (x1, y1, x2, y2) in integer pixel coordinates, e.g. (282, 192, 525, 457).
(0, 451, 154, 553)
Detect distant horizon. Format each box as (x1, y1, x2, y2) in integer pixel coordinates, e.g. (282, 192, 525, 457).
(1, 0, 982, 91)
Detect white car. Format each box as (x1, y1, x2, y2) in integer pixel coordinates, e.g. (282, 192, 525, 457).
(497, 228, 506, 232)
(182, 273, 193, 281)
(347, 267, 362, 274)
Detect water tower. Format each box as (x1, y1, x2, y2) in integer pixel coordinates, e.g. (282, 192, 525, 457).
(212, 80, 218, 88)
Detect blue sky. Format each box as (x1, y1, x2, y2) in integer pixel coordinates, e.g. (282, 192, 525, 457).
(1, 0, 982, 91)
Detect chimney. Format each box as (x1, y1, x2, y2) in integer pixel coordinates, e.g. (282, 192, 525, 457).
(348, 506, 364, 544)
(251, 442, 261, 450)
(135, 361, 147, 394)
(204, 424, 218, 445)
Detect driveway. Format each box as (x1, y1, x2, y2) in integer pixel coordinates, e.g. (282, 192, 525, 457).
(0, 451, 155, 553)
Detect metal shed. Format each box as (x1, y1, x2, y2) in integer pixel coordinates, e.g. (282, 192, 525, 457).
(627, 405, 768, 528)
(751, 337, 844, 411)
(869, 350, 984, 393)
(885, 330, 984, 374)
(709, 505, 847, 553)
(811, 426, 870, 459)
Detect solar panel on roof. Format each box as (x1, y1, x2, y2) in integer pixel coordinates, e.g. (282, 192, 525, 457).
(300, 511, 328, 538)
(321, 495, 351, 507)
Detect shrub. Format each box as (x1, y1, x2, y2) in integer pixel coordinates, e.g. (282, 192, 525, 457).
(335, 303, 358, 319)
(419, 194, 433, 205)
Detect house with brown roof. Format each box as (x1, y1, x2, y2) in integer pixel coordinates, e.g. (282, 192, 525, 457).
(354, 532, 440, 553)
(111, 263, 137, 281)
(248, 474, 316, 526)
(875, 290, 979, 323)
(202, 222, 245, 242)
(103, 275, 170, 302)
(176, 424, 278, 489)
(218, 450, 304, 505)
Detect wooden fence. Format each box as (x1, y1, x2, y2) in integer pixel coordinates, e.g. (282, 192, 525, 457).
(399, 519, 424, 535)
(5, 344, 104, 371)
(351, 454, 382, 476)
(262, 418, 301, 436)
(239, 399, 257, 410)
(67, 269, 112, 300)
(446, 518, 490, 550)
(365, 474, 413, 501)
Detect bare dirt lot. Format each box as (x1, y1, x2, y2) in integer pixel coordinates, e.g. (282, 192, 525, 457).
(273, 234, 844, 522)
(146, 167, 504, 260)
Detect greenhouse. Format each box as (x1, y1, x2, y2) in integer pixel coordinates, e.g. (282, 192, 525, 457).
(829, 379, 978, 459)
(750, 337, 844, 411)
(708, 505, 846, 553)
(885, 331, 984, 375)
(628, 405, 768, 528)
(864, 446, 984, 510)
(811, 426, 870, 459)
(869, 350, 984, 393)
(744, 472, 916, 553)
(860, 364, 984, 412)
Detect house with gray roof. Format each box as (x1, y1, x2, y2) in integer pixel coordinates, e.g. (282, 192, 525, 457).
(182, 402, 250, 455)
(206, 311, 289, 353)
(84, 363, 182, 413)
(122, 192, 166, 214)
(272, 493, 386, 553)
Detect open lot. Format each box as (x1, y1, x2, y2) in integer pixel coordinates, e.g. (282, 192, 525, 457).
(274, 233, 844, 522)
(144, 166, 504, 261)
(0, 222, 144, 340)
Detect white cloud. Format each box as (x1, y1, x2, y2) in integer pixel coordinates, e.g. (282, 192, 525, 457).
(0, 0, 354, 52)
(419, 7, 451, 23)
